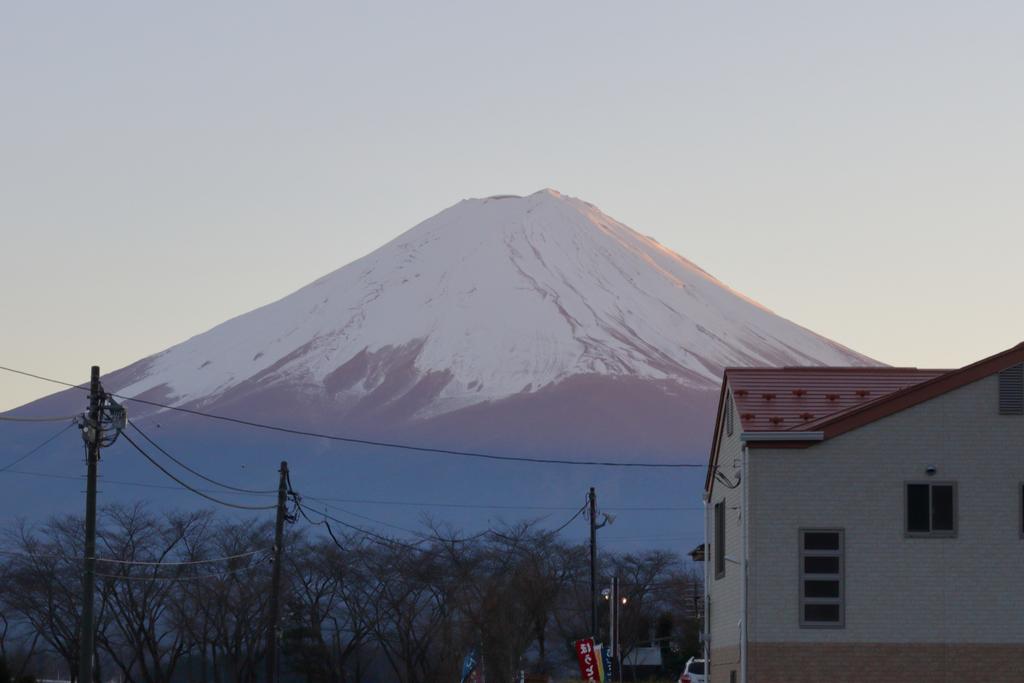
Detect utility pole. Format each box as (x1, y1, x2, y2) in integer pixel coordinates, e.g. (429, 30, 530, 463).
(589, 486, 597, 638)
(79, 366, 101, 683)
(266, 461, 289, 683)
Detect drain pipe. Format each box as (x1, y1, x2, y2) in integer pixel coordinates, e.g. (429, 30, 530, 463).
(740, 442, 749, 683)
(702, 488, 710, 674)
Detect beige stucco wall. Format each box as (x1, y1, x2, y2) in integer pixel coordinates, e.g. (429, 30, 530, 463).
(748, 372, 1024, 648)
(707, 392, 744, 677)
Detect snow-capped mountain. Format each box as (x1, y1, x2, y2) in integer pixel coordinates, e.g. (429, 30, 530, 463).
(1, 188, 878, 547)
(104, 188, 871, 434)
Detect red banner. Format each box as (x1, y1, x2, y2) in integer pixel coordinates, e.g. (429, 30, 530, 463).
(574, 638, 600, 683)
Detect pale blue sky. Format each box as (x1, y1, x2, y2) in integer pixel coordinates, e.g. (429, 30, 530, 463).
(2, 1, 1023, 410)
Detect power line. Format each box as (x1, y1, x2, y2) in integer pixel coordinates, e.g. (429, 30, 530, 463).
(302, 487, 530, 545)
(302, 498, 423, 536)
(96, 550, 267, 566)
(120, 432, 277, 512)
(602, 533, 690, 541)
(300, 493, 588, 546)
(0, 421, 77, 472)
(292, 500, 426, 552)
(0, 364, 701, 469)
(286, 470, 416, 550)
(295, 494, 700, 513)
(304, 495, 517, 544)
(289, 497, 350, 552)
(0, 468, 274, 497)
(550, 503, 587, 534)
(95, 564, 264, 582)
(0, 547, 267, 567)
(128, 419, 276, 494)
(0, 366, 85, 390)
(0, 468, 706, 515)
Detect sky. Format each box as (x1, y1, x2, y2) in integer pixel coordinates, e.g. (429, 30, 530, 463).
(2, 0, 1023, 411)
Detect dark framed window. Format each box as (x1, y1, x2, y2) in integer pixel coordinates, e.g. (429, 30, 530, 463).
(799, 528, 844, 628)
(714, 500, 725, 580)
(905, 482, 957, 537)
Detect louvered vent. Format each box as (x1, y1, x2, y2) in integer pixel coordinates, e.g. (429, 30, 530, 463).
(999, 364, 1024, 415)
(725, 392, 735, 436)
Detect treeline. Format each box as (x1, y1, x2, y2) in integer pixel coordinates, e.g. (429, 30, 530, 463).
(0, 504, 701, 683)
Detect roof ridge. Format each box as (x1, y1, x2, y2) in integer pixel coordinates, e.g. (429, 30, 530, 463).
(808, 341, 1024, 438)
(724, 366, 950, 373)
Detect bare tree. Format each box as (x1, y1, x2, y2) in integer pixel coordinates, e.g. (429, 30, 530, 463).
(182, 518, 273, 683)
(0, 507, 700, 683)
(2, 516, 89, 682)
(92, 505, 212, 683)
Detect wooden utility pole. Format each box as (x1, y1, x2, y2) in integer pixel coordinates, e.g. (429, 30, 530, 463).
(265, 461, 289, 683)
(78, 366, 101, 683)
(589, 486, 597, 638)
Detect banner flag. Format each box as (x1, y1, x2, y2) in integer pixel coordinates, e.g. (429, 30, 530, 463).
(573, 638, 600, 683)
(460, 648, 481, 683)
(594, 643, 606, 683)
(601, 643, 614, 682)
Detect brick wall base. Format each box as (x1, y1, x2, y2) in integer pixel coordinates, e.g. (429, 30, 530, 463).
(747, 642, 1024, 683)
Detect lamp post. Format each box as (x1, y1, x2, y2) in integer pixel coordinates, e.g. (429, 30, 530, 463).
(603, 577, 626, 683)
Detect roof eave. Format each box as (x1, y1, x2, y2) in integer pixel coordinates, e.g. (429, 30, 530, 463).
(703, 372, 731, 494)
(741, 431, 824, 442)
(817, 341, 1024, 440)
(742, 430, 824, 449)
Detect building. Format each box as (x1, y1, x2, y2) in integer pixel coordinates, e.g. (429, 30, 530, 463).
(702, 342, 1024, 683)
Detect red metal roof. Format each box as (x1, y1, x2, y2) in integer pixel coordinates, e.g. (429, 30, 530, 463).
(726, 367, 949, 433)
(706, 341, 1024, 494)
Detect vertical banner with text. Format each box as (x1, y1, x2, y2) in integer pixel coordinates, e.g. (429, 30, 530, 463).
(574, 638, 600, 683)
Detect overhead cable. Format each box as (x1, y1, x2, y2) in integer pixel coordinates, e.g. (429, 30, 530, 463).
(95, 549, 267, 566)
(291, 498, 426, 552)
(0, 421, 78, 472)
(299, 494, 701, 512)
(0, 547, 267, 566)
(120, 432, 277, 511)
(95, 565, 262, 582)
(128, 418, 276, 494)
(550, 503, 588, 535)
(0, 365, 701, 469)
(0, 468, 705, 514)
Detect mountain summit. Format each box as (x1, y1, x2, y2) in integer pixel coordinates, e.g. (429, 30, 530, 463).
(105, 189, 871, 439)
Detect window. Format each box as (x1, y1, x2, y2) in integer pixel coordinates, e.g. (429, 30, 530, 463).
(1000, 364, 1024, 415)
(905, 483, 957, 536)
(725, 392, 735, 436)
(799, 529, 843, 627)
(714, 500, 726, 580)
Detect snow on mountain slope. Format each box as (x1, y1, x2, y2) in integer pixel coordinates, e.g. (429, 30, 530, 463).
(113, 188, 874, 420)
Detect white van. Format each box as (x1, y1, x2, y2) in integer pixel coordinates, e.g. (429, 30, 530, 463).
(677, 657, 706, 683)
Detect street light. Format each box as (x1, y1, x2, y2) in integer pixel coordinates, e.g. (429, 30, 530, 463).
(604, 577, 624, 683)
